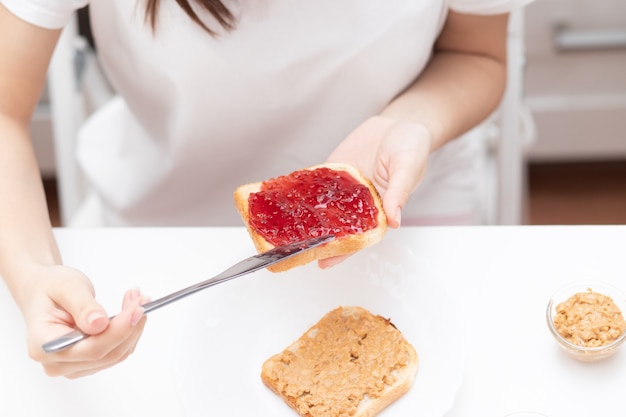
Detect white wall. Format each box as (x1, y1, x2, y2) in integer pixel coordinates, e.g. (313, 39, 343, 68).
(523, 0, 626, 162)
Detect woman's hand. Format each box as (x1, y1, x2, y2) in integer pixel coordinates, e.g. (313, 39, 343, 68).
(319, 12, 510, 269)
(20, 265, 148, 379)
(327, 115, 434, 229)
(0, 6, 145, 378)
(319, 115, 433, 268)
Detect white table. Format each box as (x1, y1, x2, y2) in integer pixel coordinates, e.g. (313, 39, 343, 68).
(1, 226, 625, 416)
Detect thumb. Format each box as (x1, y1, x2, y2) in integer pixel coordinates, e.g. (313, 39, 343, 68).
(378, 121, 431, 229)
(51, 271, 109, 336)
(382, 156, 425, 229)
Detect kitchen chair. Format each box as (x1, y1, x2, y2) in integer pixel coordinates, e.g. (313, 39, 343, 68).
(47, 8, 533, 226)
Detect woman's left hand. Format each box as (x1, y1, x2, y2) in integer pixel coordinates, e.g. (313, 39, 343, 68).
(327, 114, 433, 229)
(319, 115, 433, 268)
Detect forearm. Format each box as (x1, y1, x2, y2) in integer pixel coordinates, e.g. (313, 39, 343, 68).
(0, 116, 61, 306)
(382, 11, 509, 152)
(382, 51, 506, 151)
(0, 6, 64, 307)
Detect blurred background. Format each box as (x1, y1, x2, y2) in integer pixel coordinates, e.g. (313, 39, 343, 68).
(32, 0, 626, 227)
(522, 0, 626, 224)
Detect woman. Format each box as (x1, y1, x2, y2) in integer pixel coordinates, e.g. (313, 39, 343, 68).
(0, 0, 532, 378)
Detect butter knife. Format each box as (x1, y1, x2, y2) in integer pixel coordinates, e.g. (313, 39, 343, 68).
(42, 234, 335, 354)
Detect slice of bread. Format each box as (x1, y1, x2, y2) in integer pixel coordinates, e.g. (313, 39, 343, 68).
(261, 306, 418, 417)
(234, 163, 387, 272)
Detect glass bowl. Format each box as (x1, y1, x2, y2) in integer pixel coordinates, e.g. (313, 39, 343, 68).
(546, 281, 626, 362)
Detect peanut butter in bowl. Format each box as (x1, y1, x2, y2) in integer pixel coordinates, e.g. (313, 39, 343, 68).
(547, 281, 626, 362)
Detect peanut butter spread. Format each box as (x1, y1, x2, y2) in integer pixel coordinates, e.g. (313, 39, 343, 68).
(553, 289, 626, 348)
(261, 306, 416, 417)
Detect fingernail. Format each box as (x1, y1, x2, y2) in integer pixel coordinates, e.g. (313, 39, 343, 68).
(87, 311, 107, 327)
(395, 209, 402, 227)
(130, 307, 145, 326)
(130, 287, 141, 301)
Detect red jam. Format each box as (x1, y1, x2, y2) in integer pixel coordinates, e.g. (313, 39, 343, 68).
(248, 167, 379, 246)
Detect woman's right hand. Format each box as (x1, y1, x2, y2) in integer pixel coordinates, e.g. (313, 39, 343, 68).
(1, 5, 148, 379)
(20, 265, 148, 379)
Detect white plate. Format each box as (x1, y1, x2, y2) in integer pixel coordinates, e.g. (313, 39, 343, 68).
(175, 238, 464, 416)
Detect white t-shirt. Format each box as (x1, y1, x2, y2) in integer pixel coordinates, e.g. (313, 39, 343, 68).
(4, 0, 531, 226)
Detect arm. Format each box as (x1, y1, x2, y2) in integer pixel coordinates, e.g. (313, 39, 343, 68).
(326, 11, 509, 229)
(0, 5, 62, 284)
(382, 11, 508, 151)
(0, 4, 146, 378)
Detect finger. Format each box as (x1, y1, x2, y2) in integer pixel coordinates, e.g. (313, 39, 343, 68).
(379, 125, 431, 228)
(122, 287, 141, 309)
(49, 274, 109, 336)
(44, 317, 147, 378)
(318, 254, 350, 269)
(46, 292, 146, 363)
(41, 301, 147, 377)
(378, 154, 416, 229)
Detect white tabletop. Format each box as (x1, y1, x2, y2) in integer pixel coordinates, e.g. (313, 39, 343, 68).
(1, 226, 625, 416)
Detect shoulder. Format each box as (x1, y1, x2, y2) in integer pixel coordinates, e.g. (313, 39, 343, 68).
(1, 0, 88, 29)
(449, 0, 536, 15)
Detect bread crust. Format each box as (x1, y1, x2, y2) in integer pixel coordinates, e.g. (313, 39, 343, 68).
(261, 306, 418, 417)
(234, 163, 387, 272)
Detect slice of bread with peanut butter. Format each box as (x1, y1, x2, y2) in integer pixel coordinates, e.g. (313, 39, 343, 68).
(261, 306, 418, 417)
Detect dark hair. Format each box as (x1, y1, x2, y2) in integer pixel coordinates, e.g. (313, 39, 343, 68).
(144, 0, 236, 35)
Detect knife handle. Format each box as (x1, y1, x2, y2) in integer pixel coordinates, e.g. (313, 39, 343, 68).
(41, 328, 89, 353)
(42, 313, 121, 353)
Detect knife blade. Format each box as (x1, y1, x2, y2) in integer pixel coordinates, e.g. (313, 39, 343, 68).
(42, 234, 335, 354)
